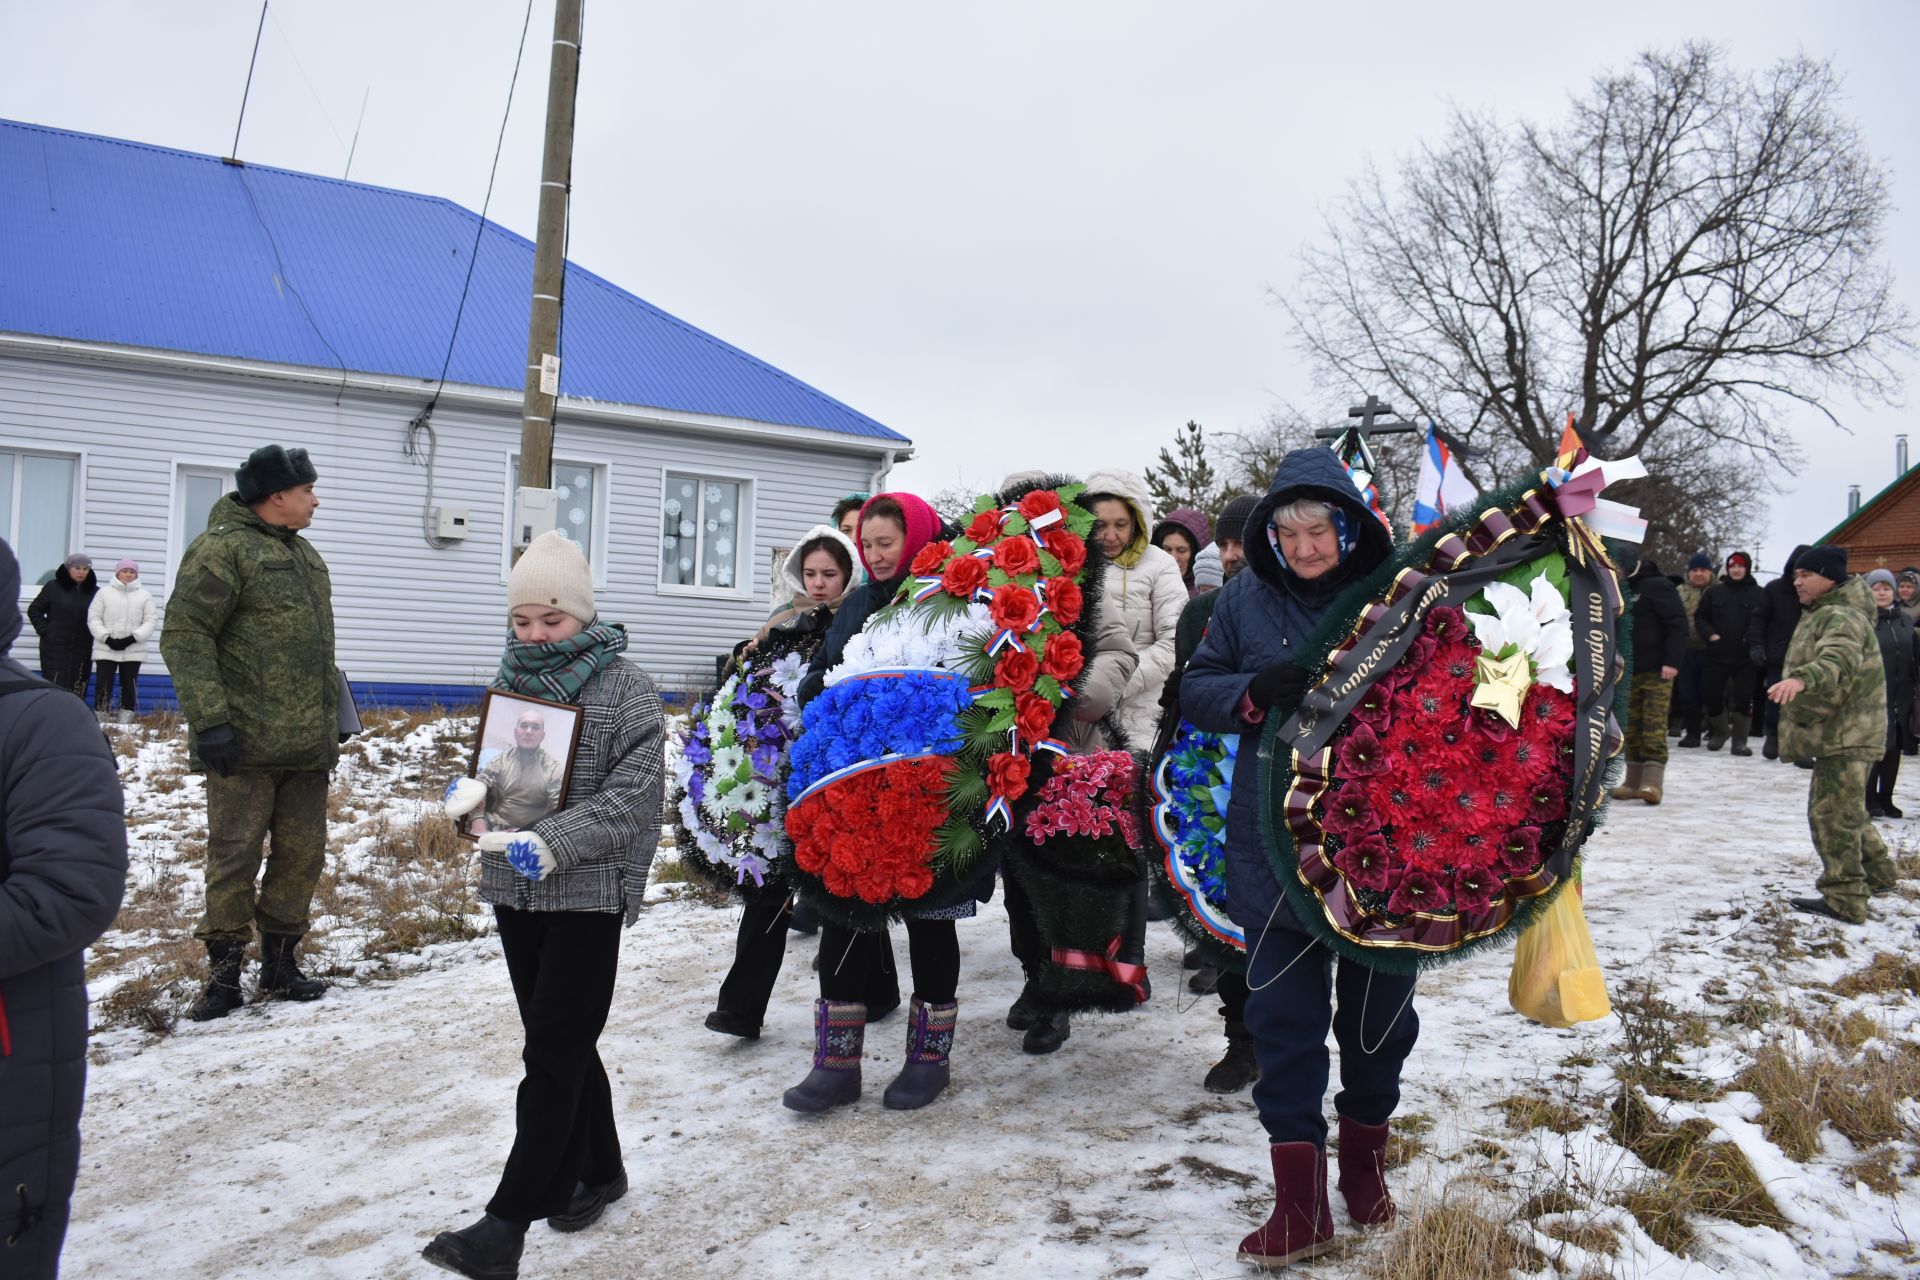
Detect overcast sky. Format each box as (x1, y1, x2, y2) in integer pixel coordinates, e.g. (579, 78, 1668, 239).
(4, 1, 1915, 576)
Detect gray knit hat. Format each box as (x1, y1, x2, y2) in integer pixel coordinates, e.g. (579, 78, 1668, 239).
(1865, 568, 1897, 590)
(508, 531, 595, 623)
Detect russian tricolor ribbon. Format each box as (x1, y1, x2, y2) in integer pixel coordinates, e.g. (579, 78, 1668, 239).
(912, 576, 945, 603)
(986, 628, 1028, 656)
(1033, 738, 1070, 758)
(984, 793, 1014, 831)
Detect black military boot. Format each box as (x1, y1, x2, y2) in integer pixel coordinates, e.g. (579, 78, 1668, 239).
(1023, 1008, 1071, 1054)
(423, 1213, 526, 1279)
(187, 939, 246, 1022)
(259, 933, 327, 1001)
(1204, 1026, 1261, 1094)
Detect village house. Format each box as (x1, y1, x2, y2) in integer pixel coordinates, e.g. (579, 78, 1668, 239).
(0, 119, 909, 706)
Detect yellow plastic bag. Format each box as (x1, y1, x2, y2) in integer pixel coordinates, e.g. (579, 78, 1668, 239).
(1508, 885, 1611, 1027)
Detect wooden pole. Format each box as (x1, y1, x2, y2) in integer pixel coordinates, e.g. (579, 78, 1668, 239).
(518, 0, 583, 495)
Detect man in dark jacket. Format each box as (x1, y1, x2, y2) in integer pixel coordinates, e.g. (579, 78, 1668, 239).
(0, 538, 128, 1280)
(25, 554, 98, 699)
(1183, 447, 1403, 1266)
(1748, 546, 1807, 760)
(160, 445, 338, 1021)
(1613, 554, 1689, 804)
(1696, 551, 1764, 754)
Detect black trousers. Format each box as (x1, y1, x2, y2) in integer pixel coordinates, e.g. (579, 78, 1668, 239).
(40, 656, 88, 699)
(1868, 742, 1902, 808)
(715, 895, 900, 1026)
(92, 660, 140, 711)
(819, 918, 958, 1005)
(488, 906, 624, 1224)
(1701, 657, 1753, 720)
(1218, 968, 1249, 1034)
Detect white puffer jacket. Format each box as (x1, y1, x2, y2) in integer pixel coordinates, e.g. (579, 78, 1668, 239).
(87, 577, 158, 662)
(1082, 468, 1187, 750)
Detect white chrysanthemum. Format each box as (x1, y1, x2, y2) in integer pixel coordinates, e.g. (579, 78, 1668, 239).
(1467, 574, 1575, 693)
(733, 779, 771, 815)
(770, 651, 807, 698)
(826, 602, 993, 684)
(708, 744, 746, 779)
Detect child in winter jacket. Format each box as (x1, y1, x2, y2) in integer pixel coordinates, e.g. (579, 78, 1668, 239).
(86, 558, 157, 717)
(426, 531, 664, 1279)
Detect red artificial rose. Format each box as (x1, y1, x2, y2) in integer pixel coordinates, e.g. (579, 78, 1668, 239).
(911, 540, 954, 577)
(1044, 577, 1083, 626)
(994, 536, 1041, 577)
(987, 752, 1031, 800)
(1015, 691, 1056, 741)
(942, 556, 989, 600)
(996, 647, 1039, 692)
(1018, 490, 1063, 523)
(990, 585, 1043, 633)
(1045, 530, 1087, 575)
(966, 510, 1004, 543)
(1040, 631, 1084, 682)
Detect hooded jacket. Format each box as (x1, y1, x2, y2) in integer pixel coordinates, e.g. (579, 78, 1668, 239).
(740, 525, 865, 659)
(25, 567, 97, 677)
(1778, 575, 1886, 764)
(1748, 545, 1806, 674)
(1152, 508, 1213, 597)
(1181, 448, 1394, 930)
(1695, 568, 1764, 665)
(88, 574, 158, 664)
(1082, 469, 1187, 750)
(797, 493, 942, 710)
(0, 540, 128, 1278)
(1628, 558, 1689, 675)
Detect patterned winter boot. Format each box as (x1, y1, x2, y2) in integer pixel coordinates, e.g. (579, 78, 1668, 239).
(882, 997, 957, 1110)
(782, 999, 866, 1113)
(1610, 763, 1645, 802)
(1238, 1142, 1335, 1268)
(1334, 1115, 1396, 1225)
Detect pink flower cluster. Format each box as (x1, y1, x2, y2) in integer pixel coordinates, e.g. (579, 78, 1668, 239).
(1023, 750, 1141, 847)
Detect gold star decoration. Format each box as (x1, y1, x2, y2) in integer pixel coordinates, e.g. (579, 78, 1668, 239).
(1471, 649, 1533, 729)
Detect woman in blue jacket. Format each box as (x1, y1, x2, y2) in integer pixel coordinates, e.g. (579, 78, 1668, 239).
(1181, 447, 1414, 1268)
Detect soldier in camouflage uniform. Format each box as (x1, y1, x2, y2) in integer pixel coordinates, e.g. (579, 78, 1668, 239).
(1673, 553, 1714, 746)
(1769, 544, 1898, 924)
(160, 445, 339, 1019)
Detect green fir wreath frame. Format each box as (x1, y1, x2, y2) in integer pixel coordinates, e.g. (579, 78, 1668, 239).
(1254, 473, 1635, 975)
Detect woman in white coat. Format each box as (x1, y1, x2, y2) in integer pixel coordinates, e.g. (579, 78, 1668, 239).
(87, 558, 156, 717)
(1080, 470, 1187, 752)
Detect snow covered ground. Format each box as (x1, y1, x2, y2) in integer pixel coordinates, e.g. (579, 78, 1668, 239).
(63, 727, 1920, 1278)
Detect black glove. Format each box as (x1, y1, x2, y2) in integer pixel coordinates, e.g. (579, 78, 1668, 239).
(1248, 662, 1309, 710)
(1158, 668, 1183, 710)
(1748, 643, 1766, 668)
(106, 635, 134, 651)
(196, 724, 238, 778)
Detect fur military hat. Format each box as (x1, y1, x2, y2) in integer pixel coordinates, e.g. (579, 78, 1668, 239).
(1796, 544, 1848, 583)
(236, 445, 318, 503)
(509, 531, 595, 623)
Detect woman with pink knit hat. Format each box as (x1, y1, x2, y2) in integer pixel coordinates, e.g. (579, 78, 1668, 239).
(86, 558, 156, 719)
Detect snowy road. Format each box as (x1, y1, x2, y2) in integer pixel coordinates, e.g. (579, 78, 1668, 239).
(66, 747, 1920, 1278)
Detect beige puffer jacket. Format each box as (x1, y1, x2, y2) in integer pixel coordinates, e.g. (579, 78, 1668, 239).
(1082, 468, 1187, 750)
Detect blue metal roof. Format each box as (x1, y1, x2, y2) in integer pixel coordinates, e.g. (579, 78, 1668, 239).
(0, 119, 907, 444)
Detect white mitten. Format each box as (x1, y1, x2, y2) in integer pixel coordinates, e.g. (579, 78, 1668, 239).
(477, 830, 558, 882)
(443, 776, 488, 819)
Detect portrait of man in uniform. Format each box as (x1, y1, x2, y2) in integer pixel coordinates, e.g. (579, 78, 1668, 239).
(460, 691, 583, 839)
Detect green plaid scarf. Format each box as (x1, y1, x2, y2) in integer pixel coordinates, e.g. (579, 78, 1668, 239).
(495, 619, 629, 703)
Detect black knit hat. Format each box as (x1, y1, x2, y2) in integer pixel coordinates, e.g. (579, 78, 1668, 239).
(1215, 493, 1261, 544)
(1796, 544, 1848, 583)
(236, 445, 318, 503)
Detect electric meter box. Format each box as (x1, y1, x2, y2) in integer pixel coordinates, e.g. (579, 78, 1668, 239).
(434, 507, 471, 540)
(514, 487, 558, 550)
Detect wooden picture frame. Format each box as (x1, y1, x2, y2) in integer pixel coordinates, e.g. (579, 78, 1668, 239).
(458, 689, 587, 842)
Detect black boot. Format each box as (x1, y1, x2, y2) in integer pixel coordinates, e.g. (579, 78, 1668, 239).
(187, 939, 246, 1022)
(1188, 964, 1221, 995)
(259, 933, 327, 1001)
(549, 1169, 628, 1233)
(1204, 1028, 1260, 1094)
(422, 1213, 526, 1279)
(1763, 732, 1779, 761)
(1022, 1008, 1071, 1054)
(1006, 979, 1041, 1031)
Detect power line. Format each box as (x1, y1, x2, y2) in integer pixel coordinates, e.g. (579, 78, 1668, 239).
(227, 1, 269, 163)
(267, 6, 349, 156)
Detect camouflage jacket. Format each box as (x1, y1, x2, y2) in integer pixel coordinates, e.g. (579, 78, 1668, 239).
(1675, 581, 1709, 650)
(1777, 575, 1885, 764)
(160, 494, 339, 772)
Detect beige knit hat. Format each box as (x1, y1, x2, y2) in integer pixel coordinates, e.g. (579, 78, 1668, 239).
(508, 531, 595, 622)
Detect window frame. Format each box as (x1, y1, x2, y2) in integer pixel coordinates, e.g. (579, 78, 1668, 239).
(0, 440, 86, 593)
(499, 450, 613, 588)
(167, 458, 238, 591)
(656, 468, 756, 602)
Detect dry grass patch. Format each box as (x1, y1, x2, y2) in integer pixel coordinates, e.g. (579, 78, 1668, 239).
(1496, 1089, 1591, 1135)
(1367, 1200, 1546, 1280)
(1843, 1145, 1910, 1196)
(1613, 977, 1723, 1100)
(1539, 1216, 1623, 1257)
(1832, 952, 1920, 998)
(1735, 1040, 1920, 1162)
(1608, 1088, 1785, 1247)
(1386, 1111, 1434, 1169)
(352, 811, 488, 956)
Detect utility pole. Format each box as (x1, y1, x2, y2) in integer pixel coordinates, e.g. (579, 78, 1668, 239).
(513, 0, 583, 558)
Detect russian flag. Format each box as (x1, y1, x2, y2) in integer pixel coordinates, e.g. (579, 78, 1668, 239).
(1411, 424, 1478, 536)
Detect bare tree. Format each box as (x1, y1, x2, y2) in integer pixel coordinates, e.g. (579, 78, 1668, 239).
(1280, 44, 1911, 539)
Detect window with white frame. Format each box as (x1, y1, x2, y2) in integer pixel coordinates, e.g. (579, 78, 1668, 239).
(172, 463, 236, 573)
(507, 455, 607, 572)
(0, 449, 81, 586)
(660, 472, 751, 593)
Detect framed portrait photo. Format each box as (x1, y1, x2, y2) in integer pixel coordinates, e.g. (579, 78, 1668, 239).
(458, 689, 586, 842)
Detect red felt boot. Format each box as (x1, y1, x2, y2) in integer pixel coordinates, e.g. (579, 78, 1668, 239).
(1335, 1114, 1395, 1225)
(1236, 1141, 1335, 1269)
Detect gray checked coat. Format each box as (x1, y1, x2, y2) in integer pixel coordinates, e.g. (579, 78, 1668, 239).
(478, 658, 666, 924)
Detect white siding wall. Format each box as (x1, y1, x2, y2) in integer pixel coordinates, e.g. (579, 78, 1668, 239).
(0, 351, 886, 697)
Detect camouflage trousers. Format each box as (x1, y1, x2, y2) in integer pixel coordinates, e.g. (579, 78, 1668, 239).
(1808, 757, 1897, 924)
(195, 769, 331, 942)
(1624, 673, 1675, 764)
